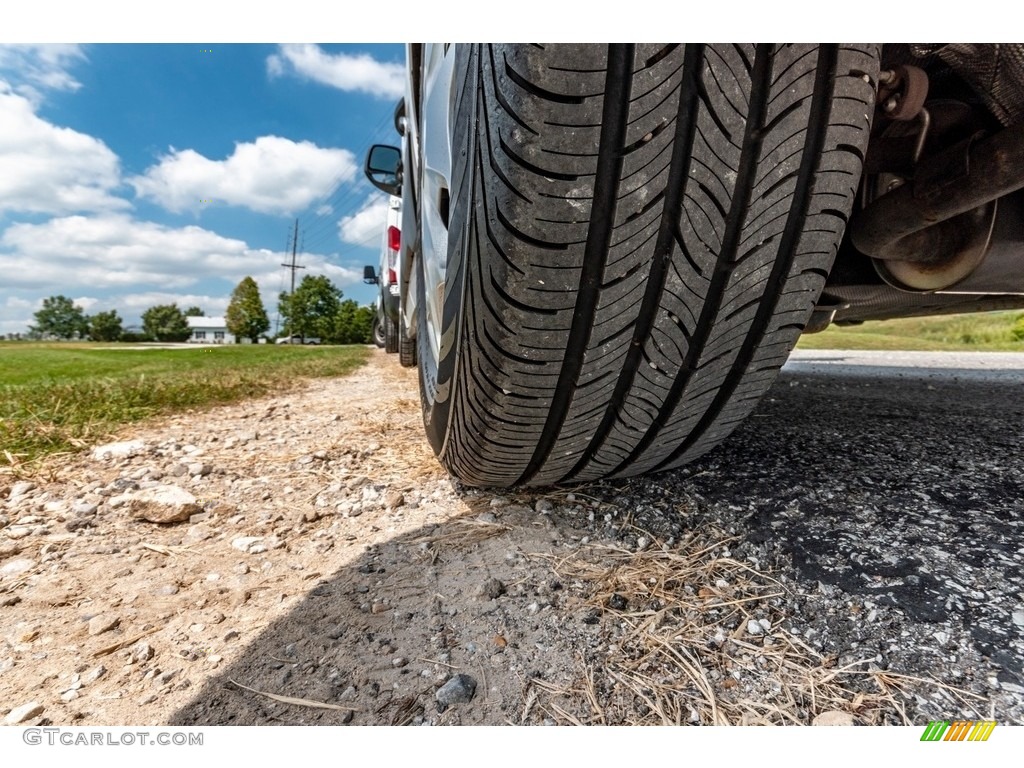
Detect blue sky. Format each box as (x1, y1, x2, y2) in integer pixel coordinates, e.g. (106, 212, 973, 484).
(0, 43, 404, 334)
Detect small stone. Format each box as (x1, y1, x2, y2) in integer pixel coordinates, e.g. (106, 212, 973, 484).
(131, 641, 155, 662)
(65, 518, 94, 532)
(88, 614, 121, 636)
(139, 694, 158, 705)
(607, 593, 628, 611)
(535, 499, 554, 514)
(229, 590, 250, 608)
(371, 602, 388, 614)
(153, 584, 179, 596)
(231, 536, 264, 553)
(60, 690, 79, 702)
(91, 440, 146, 460)
(125, 485, 201, 524)
(477, 578, 506, 600)
(83, 665, 107, 683)
(1012, 611, 1024, 627)
(747, 619, 769, 636)
(5, 701, 43, 724)
(72, 501, 99, 517)
(813, 711, 856, 726)
(223, 630, 240, 642)
(9, 481, 36, 499)
(383, 491, 405, 509)
(188, 462, 211, 477)
(392, 657, 409, 668)
(0, 558, 36, 579)
(169, 464, 188, 478)
(435, 674, 477, 709)
(5, 527, 31, 540)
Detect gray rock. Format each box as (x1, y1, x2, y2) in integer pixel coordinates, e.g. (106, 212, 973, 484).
(535, 499, 554, 514)
(65, 518, 94, 532)
(813, 711, 856, 726)
(5, 701, 43, 724)
(435, 674, 477, 709)
(0, 558, 35, 579)
(91, 440, 146, 460)
(131, 641, 155, 662)
(231, 536, 265, 554)
(1013, 611, 1024, 628)
(188, 462, 211, 477)
(88, 614, 121, 636)
(169, 464, 189, 478)
(9, 481, 37, 499)
(83, 665, 107, 683)
(384, 490, 405, 509)
(125, 485, 201, 524)
(477, 578, 506, 600)
(72, 501, 99, 517)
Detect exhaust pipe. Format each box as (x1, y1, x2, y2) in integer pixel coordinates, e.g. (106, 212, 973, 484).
(850, 120, 1024, 291)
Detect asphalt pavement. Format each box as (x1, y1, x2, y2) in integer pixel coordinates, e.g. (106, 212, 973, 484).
(595, 349, 1024, 722)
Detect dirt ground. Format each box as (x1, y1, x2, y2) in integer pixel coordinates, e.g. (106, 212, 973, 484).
(0, 350, 1015, 726)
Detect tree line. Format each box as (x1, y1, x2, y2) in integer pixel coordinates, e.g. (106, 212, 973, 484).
(26, 275, 375, 345)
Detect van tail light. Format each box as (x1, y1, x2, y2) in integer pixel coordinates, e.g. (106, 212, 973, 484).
(389, 268, 398, 284)
(388, 225, 401, 253)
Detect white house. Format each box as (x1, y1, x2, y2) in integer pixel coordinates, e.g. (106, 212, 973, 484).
(186, 316, 236, 344)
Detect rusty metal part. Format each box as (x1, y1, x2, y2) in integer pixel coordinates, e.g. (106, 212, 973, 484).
(873, 201, 996, 291)
(877, 64, 929, 121)
(850, 118, 1024, 267)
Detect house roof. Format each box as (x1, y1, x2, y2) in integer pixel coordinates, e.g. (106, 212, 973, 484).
(187, 316, 227, 329)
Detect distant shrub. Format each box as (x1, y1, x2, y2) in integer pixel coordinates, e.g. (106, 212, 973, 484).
(119, 331, 153, 343)
(1012, 314, 1024, 342)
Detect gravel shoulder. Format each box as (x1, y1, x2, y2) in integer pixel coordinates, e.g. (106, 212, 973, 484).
(2, 349, 1022, 726)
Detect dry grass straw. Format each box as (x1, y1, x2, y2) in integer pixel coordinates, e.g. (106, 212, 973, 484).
(531, 525, 974, 726)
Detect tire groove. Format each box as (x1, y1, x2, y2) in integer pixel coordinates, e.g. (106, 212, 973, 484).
(609, 44, 774, 477)
(561, 43, 705, 482)
(517, 44, 635, 486)
(654, 45, 840, 471)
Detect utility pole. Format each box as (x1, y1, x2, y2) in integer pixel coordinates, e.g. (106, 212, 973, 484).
(280, 218, 305, 340)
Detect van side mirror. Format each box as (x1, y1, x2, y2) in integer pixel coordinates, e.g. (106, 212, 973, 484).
(363, 265, 379, 285)
(364, 144, 402, 196)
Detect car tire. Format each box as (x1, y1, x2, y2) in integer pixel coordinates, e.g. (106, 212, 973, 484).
(373, 316, 386, 348)
(418, 44, 878, 487)
(399, 320, 417, 368)
(384, 313, 399, 354)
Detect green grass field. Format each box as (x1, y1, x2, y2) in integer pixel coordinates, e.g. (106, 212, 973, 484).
(0, 343, 370, 465)
(797, 310, 1024, 352)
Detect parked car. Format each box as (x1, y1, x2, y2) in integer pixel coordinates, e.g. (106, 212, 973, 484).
(366, 44, 1024, 488)
(363, 195, 403, 355)
(275, 335, 320, 345)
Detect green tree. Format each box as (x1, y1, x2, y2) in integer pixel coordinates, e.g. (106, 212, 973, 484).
(225, 276, 270, 343)
(88, 310, 123, 342)
(329, 300, 375, 344)
(30, 295, 89, 339)
(184, 306, 204, 317)
(279, 275, 342, 341)
(142, 303, 191, 342)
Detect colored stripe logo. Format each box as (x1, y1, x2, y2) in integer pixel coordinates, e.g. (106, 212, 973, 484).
(921, 720, 997, 741)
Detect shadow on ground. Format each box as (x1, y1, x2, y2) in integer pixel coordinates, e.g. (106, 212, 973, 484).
(168, 362, 1024, 725)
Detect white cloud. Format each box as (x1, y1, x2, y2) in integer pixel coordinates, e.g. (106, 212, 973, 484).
(0, 82, 127, 215)
(0, 214, 366, 333)
(339, 196, 389, 245)
(130, 136, 356, 215)
(0, 44, 86, 104)
(267, 44, 404, 100)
